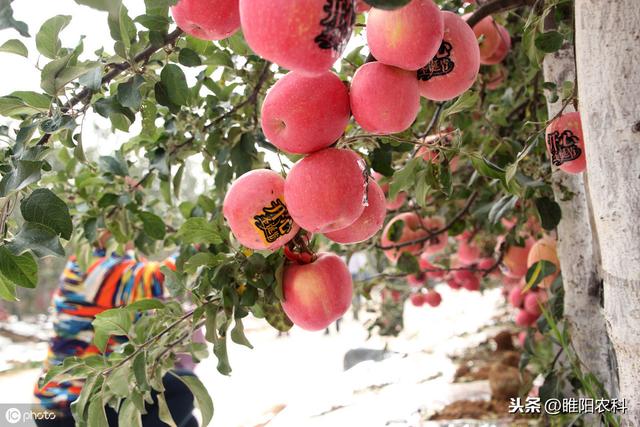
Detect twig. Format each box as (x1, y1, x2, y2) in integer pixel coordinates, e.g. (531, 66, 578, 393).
(102, 298, 217, 377)
(467, 0, 536, 28)
(37, 28, 185, 146)
(364, 241, 507, 282)
(205, 61, 272, 130)
(377, 191, 479, 250)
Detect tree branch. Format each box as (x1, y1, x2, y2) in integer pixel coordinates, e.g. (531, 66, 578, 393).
(363, 241, 507, 282)
(377, 191, 479, 251)
(466, 0, 535, 28)
(205, 61, 272, 130)
(37, 28, 185, 146)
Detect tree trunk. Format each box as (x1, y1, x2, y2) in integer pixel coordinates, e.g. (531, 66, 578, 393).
(575, 1, 640, 424)
(543, 42, 616, 397)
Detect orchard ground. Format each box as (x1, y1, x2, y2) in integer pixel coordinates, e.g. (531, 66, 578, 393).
(0, 285, 524, 426)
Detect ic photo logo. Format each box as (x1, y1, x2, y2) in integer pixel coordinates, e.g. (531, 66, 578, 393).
(4, 407, 21, 424)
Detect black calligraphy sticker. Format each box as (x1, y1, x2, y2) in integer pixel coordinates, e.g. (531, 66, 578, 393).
(547, 130, 582, 166)
(254, 199, 294, 244)
(417, 41, 455, 81)
(314, 0, 356, 52)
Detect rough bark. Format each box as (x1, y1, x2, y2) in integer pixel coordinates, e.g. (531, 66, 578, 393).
(543, 43, 616, 397)
(575, 0, 640, 424)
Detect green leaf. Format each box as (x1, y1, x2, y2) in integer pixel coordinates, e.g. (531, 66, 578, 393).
(74, 0, 122, 13)
(535, 197, 562, 230)
(157, 393, 177, 427)
(7, 222, 65, 258)
(0, 273, 18, 301)
(70, 374, 103, 423)
(118, 399, 142, 427)
(539, 372, 562, 402)
(0, 0, 30, 37)
(0, 162, 44, 194)
(370, 144, 394, 177)
(117, 75, 145, 110)
(386, 219, 405, 242)
(470, 155, 506, 181)
(488, 195, 518, 224)
(184, 253, 227, 274)
(107, 364, 132, 397)
(134, 14, 169, 31)
(179, 48, 202, 67)
(41, 55, 100, 95)
(21, 188, 73, 240)
(11, 91, 52, 109)
(0, 95, 49, 117)
(138, 211, 166, 240)
(0, 38, 27, 57)
(0, 246, 37, 288)
(230, 316, 253, 349)
(177, 218, 222, 245)
(117, 5, 135, 50)
(535, 31, 564, 53)
(87, 395, 109, 427)
(99, 154, 129, 176)
(389, 157, 420, 199)
(160, 64, 189, 106)
(363, 0, 411, 10)
(92, 308, 132, 350)
(79, 66, 103, 90)
(524, 260, 557, 291)
(36, 15, 72, 59)
(175, 374, 214, 427)
(173, 163, 185, 198)
(397, 252, 420, 274)
(126, 298, 165, 312)
(442, 91, 479, 117)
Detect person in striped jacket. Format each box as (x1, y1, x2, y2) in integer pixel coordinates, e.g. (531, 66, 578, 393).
(33, 240, 200, 427)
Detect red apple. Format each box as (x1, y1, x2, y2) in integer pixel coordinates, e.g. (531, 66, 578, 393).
(545, 112, 586, 174)
(350, 62, 421, 134)
(282, 252, 353, 331)
(515, 309, 538, 327)
(523, 291, 547, 317)
(417, 11, 481, 101)
(407, 272, 426, 287)
(457, 239, 481, 265)
(261, 71, 350, 154)
(508, 286, 525, 308)
(172, 0, 240, 41)
(480, 24, 510, 65)
(324, 180, 386, 243)
(422, 216, 448, 255)
(239, 0, 356, 74)
(527, 237, 560, 288)
(500, 237, 534, 279)
(424, 290, 442, 307)
(464, 15, 502, 60)
(380, 212, 430, 262)
(454, 270, 480, 291)
(285, 148, 366, 233)
(356, 0, 371, 12)
(410, 293, 426, 307)
(419, 254, 446, 279)
(367, 0, 444, 71)
(447, 277, 462, 290)
(372, 172, 407, 210)
(485, 65, 508, 90)
(223, 169, 300, 250)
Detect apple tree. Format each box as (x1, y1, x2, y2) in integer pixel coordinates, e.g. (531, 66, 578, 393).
(0, 0, 636, 425)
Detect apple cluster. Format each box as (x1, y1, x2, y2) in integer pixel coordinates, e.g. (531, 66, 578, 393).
(171, 0, 520, 331)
